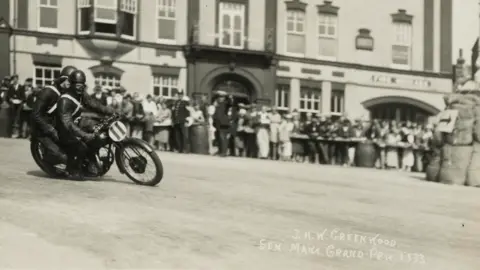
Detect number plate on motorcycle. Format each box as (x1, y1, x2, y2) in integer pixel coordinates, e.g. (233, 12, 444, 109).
(108, 121, 128, 142)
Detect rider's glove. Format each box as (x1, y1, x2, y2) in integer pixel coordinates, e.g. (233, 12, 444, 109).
(84, 133, 97, 142)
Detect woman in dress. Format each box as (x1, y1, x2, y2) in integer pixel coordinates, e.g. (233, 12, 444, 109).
(154, 101, 172, 151)
(401, 122, 415, 172)
(256, 106, 271, 159)
(385, 121, 401, 169)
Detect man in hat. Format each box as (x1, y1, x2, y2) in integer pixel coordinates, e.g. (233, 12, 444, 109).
(171, 89, 190, 153)
(213, 90, 233, 157)
(6, 74, 26, 138)
(0, 76, 10, 104)
(19, 78, 35, 138)
(91, 85, 108, 106)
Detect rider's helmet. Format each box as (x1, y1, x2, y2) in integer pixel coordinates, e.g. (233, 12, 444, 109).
(68, 70, 87, 96)
(55, 65, 77, 89)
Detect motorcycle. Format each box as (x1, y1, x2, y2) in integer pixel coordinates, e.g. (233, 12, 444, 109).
(30, 114, 164, 186)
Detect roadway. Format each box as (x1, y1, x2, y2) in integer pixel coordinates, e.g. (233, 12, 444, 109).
(0, 138, 477, 270)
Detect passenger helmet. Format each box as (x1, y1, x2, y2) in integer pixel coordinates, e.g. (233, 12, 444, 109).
(55, 65, 77, 86)
(68, 70, 87, 95)
(60, 66, 77, 78)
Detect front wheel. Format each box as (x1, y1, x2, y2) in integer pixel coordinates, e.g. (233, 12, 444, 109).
(115, 139, 163, 186)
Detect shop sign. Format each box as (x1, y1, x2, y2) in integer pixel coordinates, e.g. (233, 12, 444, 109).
(371, 75, 431, 88)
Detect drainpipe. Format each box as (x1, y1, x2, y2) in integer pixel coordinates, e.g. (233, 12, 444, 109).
(12, 0, 17, 75)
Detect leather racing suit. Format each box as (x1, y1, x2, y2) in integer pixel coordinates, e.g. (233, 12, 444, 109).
(30, 84, 67, 163)
(56, 92, 114, 176)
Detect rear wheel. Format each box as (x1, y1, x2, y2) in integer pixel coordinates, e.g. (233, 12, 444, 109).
(30, 139, 67, 178)
(116, 142, 163, 186)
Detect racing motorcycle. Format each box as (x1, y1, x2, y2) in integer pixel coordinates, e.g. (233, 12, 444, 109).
(30, 114, 164, 186)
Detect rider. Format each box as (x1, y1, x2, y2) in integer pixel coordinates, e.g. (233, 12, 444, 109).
(31, 65, 77, 164)
(56, 70, 115, 179)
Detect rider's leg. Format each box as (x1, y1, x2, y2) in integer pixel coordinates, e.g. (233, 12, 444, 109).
(63, 138, 88, 179)
(37, 136, 67, 164)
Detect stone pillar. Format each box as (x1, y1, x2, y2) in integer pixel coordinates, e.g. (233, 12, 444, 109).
(321, 81, 332, 114)
(290, 78, 300, 110)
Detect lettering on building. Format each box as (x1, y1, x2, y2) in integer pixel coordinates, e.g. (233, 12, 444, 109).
(370, 75, 431, 87)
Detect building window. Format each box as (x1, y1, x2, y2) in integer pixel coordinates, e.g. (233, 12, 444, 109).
(94, 0, 118, 34)
(318, 13, 337, 58)
(286, 10, 305, 55)
(78, 0, 92, 33)
(120, 0, 137, 37)
(392, 22, 412, 67)
(275, 85, 290, 112)
(218, 2, 245, 49)
(330, 90, 344, 113)
(299, 87, 321, 112)
(38, 0, 58, 31)
(153, 75, 178, 99)
(94, 73, 121, 88)
(157, 0, 176, 41)
(34, 65, 61, 88)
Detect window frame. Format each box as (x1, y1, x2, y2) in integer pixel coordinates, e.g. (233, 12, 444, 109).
(33, 65, 61, 88)
(391, 22, 412, 69)
(275, 85, 290, 112)
(299, 87, 321, 113)
(285, 10, 306, 57)
(77, 0, 91, 34)
(317, 13, 338, 60)
(38, 0, 59, 33)
(156, 0, 177, 44)
(152, 75, 179, 99)
(218, 2, 246, 49)
(120, 0, 137, 39)
(94, 73, 122, 88)
(330, 90, 344, 114)
(93, 0, 118, 36)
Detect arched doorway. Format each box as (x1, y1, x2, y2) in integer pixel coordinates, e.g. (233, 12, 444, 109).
(363, 96, 441, 124)
(211, 74, 256, 105)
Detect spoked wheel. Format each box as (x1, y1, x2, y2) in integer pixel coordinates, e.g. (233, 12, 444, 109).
(116, 143, 163, 186)
(30, 139, 67, 178)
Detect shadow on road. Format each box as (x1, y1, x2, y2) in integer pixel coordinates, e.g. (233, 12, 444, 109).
(26, 170, 136, 186)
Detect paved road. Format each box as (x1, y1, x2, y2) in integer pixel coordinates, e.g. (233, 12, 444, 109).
(0, 138, 478, 270)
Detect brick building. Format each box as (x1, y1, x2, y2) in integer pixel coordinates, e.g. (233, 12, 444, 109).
(0, 0, 454, 122)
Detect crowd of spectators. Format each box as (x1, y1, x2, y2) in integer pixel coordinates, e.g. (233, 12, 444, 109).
(0, 74, 435, 172)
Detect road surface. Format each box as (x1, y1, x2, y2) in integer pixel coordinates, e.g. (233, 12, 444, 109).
(0, 138, 478, 270)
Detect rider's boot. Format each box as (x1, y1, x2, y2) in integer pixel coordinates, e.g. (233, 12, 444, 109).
(66, 156, 85, 181)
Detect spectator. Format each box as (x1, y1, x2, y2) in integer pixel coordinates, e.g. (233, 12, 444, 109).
(142, 94, 158, 145)
(91, 85, 108, 106)
(336, 118, 352, 166)
(278, 114, 294, 161)
(111, 98, 122, 114)
(131, 92, 145, 139)
(118, 94, 133, 136)
(235, 106, 247, 157)
(385, 121, 401, 169)
(303, 114, 320, 163)
(191, 102, 205, 124)
(212, 91, 233, 157)
(269, 107, 281, 160)
(0, 76, 10, 104)
(19, 78, 34, 138)
(172, 90, 190, 153)
(401, 121, 415, 172)
(256, 105, 270, 159)
(207, 103, 216, 155)
(154, 100, 172, 151)
(6, 75, 25, 138)
(228, 102, 240, 157)
(244, 104, 258, 158)
(317, 116, 330, 164)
